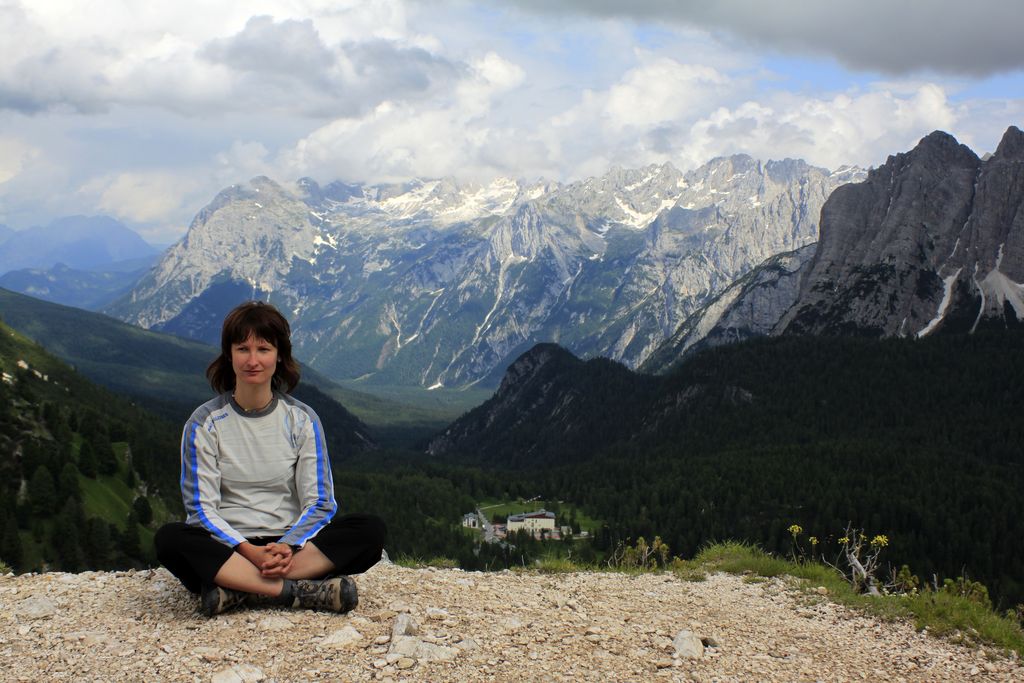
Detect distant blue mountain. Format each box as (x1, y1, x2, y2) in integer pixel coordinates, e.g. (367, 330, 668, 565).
(0, 259, 157, 310)
(0, 215, 159, 274)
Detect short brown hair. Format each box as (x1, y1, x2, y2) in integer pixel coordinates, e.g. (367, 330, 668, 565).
(206, 301, 301, 394)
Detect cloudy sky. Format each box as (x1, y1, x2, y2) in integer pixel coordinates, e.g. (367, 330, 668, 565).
(1, 0, 1022, 243)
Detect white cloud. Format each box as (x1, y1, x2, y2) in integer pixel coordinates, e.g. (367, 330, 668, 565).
(540, 56, 738, 176)
(539, 70, 964, 179)
(83, 172, 204, 224)
(605, 60, 729, 130)
(64, 140, 282, 241)
(202, 15, 336, 76)
(0, 0, 450, 117)
(214, 141, 275, 184)
(282, 52, 528, 182)
(0, 137, 38, 184)
(682, 84, 958, 171)
(279, 48, 998, 191)
(549, 55, 733, 169)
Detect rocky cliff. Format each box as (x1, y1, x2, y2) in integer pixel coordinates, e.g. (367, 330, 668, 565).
(777, 126, 1024, 336)
(2, 563, 1018, 682)
(640, 244, 816, 374)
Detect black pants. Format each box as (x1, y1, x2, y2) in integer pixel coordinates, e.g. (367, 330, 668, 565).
(155, 513, 387, 594)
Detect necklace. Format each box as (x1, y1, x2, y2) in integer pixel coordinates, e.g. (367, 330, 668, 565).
(233, 393, 274, 413)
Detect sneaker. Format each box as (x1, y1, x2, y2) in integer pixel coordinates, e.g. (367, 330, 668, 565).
(201, 585, 249, 617)
(293, 576, 358, 613)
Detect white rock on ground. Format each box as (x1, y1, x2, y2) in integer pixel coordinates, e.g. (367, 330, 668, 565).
(321, 624, 363, 648)
(674, 629, 704, 659)
(256, 614, 294, 632)
(0, 563, 1020, 682)
(14, 595, 57, 620)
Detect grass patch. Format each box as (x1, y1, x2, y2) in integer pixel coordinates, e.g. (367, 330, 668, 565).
(692, 540, 793, 578)
(148, 495, 178, 526)
(903, 591, 1024, 649)
(393, 555, 460, 569)
(77, 442, 161, 560)
(328, 382, 492, 431)
(531, 554, 589, 574)
(681, 541, 1024, 658)
(80, 474, 134, 525)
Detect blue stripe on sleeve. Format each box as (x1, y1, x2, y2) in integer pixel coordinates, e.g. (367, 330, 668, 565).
(290, 416, 337, 545)
(179, 424, 188, 493)
(185, 421, 237, 546)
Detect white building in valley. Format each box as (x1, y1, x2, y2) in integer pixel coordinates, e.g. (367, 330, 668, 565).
(506, 510, 556, 536)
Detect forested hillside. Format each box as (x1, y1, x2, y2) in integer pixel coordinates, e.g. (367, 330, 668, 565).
(0, 320, 181, 572)
(430, 331, 1024, 608)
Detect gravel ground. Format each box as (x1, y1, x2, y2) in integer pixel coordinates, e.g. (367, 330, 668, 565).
(1, 561, 1020, 682)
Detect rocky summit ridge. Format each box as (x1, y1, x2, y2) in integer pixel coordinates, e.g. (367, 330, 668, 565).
(778, 125, 1024, 337)
(2, 562, 1019, 682)
(109, 155, 861, 387)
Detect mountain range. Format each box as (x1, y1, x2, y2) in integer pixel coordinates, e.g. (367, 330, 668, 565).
(424, 330, 1024, 605)
(107, 156, 863, 388)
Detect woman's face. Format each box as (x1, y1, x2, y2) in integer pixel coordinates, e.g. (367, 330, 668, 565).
(231, 333, 278, 390)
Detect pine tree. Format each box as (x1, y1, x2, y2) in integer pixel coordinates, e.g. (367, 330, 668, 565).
(28, 465, 56, 518)
(96, 438, 118, 476)
(78, 441, 98, 478)
(118, 510, 141, 563)
(2, 517, 22, 571)
(58, 463, 81, 502)
(132, 496, 153, 526)
(41, 402, 57, 426)
(84, 518, 112, 570)
(52, 499, 85, 572)
(19, 440, 45, 482)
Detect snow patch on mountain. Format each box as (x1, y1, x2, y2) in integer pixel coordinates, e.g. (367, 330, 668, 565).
(918, 269, 962, 337)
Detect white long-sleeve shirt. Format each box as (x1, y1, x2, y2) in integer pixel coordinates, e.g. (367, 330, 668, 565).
(179, 392, 337, 547)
